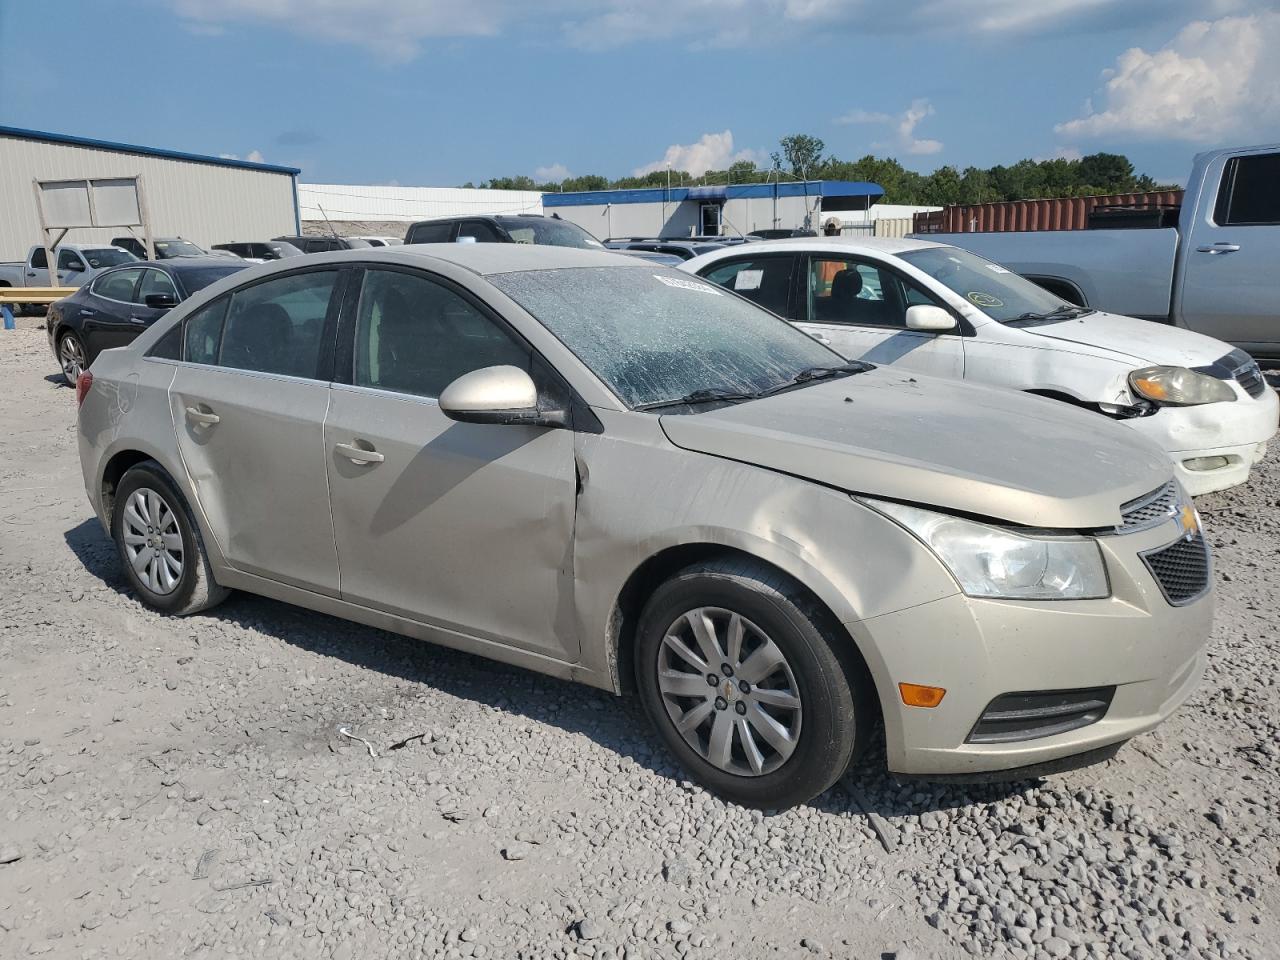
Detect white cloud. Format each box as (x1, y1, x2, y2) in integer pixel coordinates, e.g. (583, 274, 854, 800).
(218, 149, 266, 162)
(836, 99, 943, 155)
(634, 131, 760, 176)
(1035, 146, 1084, 162)
(168, 0, 1220, 59)
(1056, 12, 1280, 141)
(534, 163, 571, 181)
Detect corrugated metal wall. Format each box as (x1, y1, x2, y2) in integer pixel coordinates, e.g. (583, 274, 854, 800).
(873, 217, 913, 238)
(912, 190, 1184, 234)
(298, 184, 543, 223)
(0, 133, 297, 260)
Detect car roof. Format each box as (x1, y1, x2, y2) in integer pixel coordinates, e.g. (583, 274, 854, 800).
(693, 236, 946, 259)
(262, 243, 644, 277)
(160, 256, 249, 271)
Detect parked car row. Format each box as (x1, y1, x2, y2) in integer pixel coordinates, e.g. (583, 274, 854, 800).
(73, 242, 1229, 809)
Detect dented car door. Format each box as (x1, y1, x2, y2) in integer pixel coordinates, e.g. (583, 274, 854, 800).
(323, 266, 580, 660)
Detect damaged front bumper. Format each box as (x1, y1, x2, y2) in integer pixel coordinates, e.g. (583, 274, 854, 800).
(1120, 384, 1277, 495)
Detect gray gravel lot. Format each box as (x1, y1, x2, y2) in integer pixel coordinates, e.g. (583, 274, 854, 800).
(1, 321, 1277, 959)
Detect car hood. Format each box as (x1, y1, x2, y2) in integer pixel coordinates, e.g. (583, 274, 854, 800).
(1019, 311, 1233, 366)
(659, 370, 1171, 529)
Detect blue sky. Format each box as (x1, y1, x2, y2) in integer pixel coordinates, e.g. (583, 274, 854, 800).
(1, 1, 1276, 188)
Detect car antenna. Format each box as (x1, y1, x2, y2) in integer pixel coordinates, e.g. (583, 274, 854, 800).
(316, 203, 342, 241)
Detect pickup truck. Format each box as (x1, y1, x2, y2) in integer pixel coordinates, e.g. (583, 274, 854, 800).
(0, 243, 139, 305)
(917, 144, 1280, 355)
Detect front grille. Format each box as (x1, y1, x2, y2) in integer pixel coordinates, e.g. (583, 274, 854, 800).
(1116, 481, 1178, 534)
(1141, 530, 1211, 605)
(967, 687, 1115, 744)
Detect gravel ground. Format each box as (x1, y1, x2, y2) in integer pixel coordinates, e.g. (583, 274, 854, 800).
(1, 321, 1277, 960)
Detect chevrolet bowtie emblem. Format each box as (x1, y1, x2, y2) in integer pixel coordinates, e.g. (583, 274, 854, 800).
(1178, 504, 1199, 538)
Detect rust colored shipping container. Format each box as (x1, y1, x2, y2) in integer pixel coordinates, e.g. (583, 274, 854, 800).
(912, 190, 1184, 234)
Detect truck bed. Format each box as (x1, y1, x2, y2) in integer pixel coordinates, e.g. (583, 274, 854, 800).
(916, 227, 1179, 321)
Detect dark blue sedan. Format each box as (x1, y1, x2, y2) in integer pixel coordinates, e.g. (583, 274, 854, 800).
(47, 257, 249, 385)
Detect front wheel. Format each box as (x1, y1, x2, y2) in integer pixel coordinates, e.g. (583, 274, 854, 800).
(635, 557, 873, 809)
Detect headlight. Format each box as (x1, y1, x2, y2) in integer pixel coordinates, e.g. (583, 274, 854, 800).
(861, 498, 1109, 600)
(1129, 366, 1236, 405)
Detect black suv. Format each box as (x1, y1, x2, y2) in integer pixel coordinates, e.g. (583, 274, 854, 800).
(272, 235, 373, 254)
(404, 215, 602, 249)
(111, 236, 208, 260)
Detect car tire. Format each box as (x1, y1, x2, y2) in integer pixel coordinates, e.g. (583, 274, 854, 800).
(111, 461, 230, 616)
(635, 556, 873, 809)
(57, 330, 88, 386)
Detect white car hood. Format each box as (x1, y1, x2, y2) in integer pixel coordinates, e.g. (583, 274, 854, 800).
(1020, 311, 1233, 367)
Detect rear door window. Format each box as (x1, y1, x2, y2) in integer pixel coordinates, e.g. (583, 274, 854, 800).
(699, 256, 796, 317)
(218, 270, 339, 377)
(1215, 152, 1280, 225)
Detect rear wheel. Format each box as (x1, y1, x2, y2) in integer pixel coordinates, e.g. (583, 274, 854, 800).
(111, 461, 229, 615)
(635, 557, 873, 809)
(58, 331, 87, 386)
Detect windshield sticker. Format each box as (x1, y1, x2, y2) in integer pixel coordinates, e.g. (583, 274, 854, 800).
(734, 269, 764, 291)
(653, 274, 723, 295)
(984, 263, 1011, 274)
(966, 291, 1004, 308)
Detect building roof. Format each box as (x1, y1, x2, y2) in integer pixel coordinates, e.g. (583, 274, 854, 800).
(0, 125, 301, 175)
(543, 180, 884, 207)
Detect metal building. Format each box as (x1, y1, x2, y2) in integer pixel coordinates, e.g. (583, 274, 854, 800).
(543, 180, 885, 240)
(0, 125, 300, 261)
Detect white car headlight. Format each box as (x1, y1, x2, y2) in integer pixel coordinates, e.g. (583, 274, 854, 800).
(861, 498, 1109, 600)
(1128, 366, 1236, 405)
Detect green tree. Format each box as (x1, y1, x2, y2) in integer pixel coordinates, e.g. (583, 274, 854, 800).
(773, 134, 826, 179)
(1077, 153, 1136, 193)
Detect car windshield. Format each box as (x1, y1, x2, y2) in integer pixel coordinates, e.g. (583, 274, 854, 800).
(897, 246, 1081, 323)
(83, 248, 138, 268)
(503, 219, 604, 250)
(489, 266, 844, 409)
(177, 264, 249, 295)
(155, 239, 206, 258)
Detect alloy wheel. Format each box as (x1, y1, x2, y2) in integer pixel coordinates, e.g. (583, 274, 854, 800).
(59, 335, 85, 384)
(656, 606, 803, 776)
(121, 487, 185, 595)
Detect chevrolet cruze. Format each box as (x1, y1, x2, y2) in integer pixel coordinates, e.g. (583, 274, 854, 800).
(76, 245, 1213, 809)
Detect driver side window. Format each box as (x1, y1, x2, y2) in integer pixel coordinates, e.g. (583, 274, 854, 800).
(353, 269, 530, 399)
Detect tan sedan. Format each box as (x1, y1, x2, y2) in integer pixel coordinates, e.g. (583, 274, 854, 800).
(75, 245, 1212, 809)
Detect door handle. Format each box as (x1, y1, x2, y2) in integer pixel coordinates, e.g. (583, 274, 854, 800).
(1195, 243, 1240, 254)
(26, 271, 36, 277)
(184, 406, 220, 426)
(334, 441, 384, 465)
(129, 316, 148, 324)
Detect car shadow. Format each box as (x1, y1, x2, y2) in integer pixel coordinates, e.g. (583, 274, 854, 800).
(64, 516, 1038, 819)
(45, 373, 69, 387)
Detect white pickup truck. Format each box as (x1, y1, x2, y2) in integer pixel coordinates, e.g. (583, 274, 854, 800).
(0, 243, 139, 305)
(917, 144, 1280, 355)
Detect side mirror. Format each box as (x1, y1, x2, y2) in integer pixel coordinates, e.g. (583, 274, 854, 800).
(905, 304, 956, 332)
(455, 235, 478, 244)
(438, 365, 566, 427)
(145, 293, 179, 309)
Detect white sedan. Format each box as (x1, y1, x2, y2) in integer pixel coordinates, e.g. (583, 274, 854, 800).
(682, 237, 1278, 495)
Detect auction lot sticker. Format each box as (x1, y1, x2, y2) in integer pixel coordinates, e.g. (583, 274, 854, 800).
(966, 291, 1004, 308)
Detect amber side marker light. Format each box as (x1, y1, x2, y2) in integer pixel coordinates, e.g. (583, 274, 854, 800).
(899, 683, 946, 708)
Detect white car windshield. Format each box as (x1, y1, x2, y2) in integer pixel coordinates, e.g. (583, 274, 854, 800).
(898, 246, 1087, 323)
(490, 266, 849, 409)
